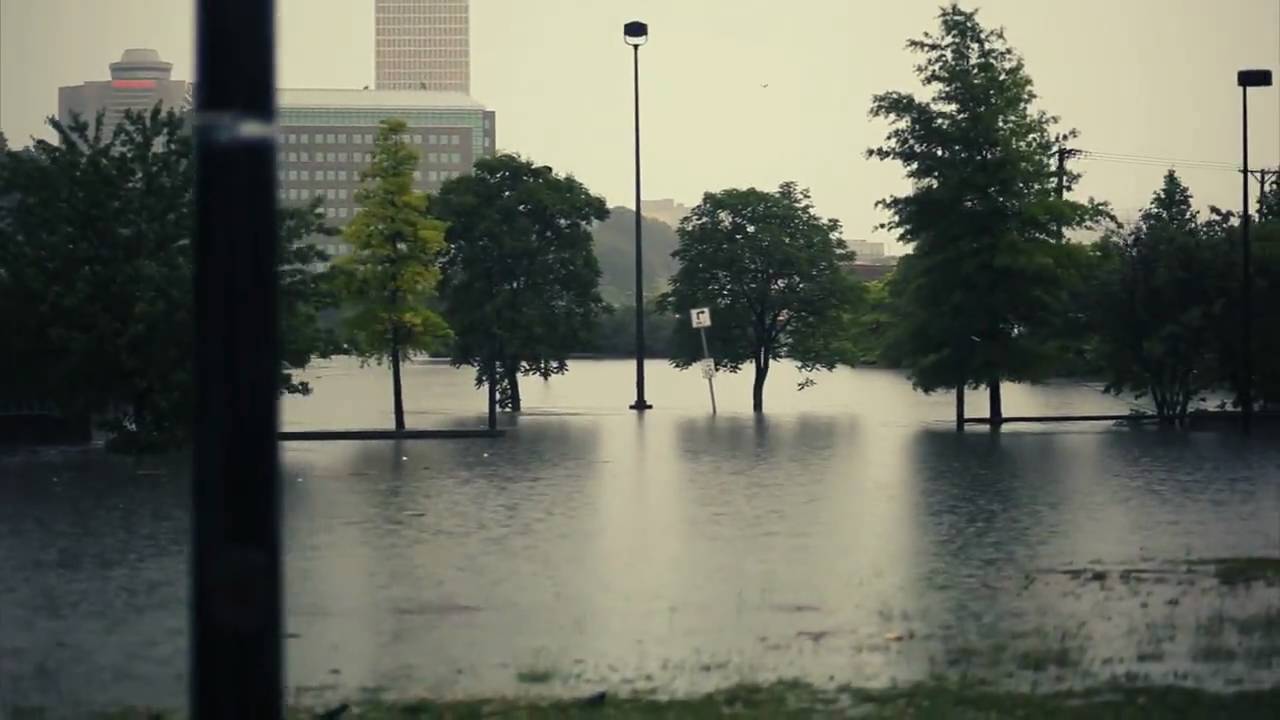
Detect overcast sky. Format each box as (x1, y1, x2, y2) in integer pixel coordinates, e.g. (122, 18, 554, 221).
(2, 0, 1277, 248)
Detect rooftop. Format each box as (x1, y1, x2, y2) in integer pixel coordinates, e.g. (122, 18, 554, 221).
(278, 88, 485, 110)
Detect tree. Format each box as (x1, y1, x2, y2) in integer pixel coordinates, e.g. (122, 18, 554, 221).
(432, 154, 609, 411)
(334, 118, 450, 431)
(1089, 171, 1227, 422)
(0, 108, 342, 449)
(279, 199, 342, 395)
(867, 4, 1104, 424)
(591, 206, 680, 305)
(658, 182, 861, 412)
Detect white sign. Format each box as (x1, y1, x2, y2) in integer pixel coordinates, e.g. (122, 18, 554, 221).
(699, 358, 716, 379)
(691, 307, 712, 328)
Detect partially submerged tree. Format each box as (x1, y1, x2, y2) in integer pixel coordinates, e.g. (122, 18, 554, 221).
(432, 154, 609, 411)
(1089, 171, 1227, 422)
(658, 182, 861, 412)
(279, 198, 342, 395)
(867, 3, 1105, 425)
(334, 118, 450, 430)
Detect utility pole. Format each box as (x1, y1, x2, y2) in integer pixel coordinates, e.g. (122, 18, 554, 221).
(1055, 146, 1076, 242)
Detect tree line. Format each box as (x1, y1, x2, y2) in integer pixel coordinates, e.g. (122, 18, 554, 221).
(2, 3, 1276, 451)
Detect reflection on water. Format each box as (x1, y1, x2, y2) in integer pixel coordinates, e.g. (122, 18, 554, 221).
(1, 359, 1278, 710)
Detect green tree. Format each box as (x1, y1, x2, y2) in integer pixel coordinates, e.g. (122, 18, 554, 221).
(867, 4, 1104, 424)
(432, 154, 609, 411)
(1089, 171, 1227, 422)
(279, 199, 342, 395)
(334, 118, 450, 430)
(658, 182, 860, 412)
(0, 107, 345, 449)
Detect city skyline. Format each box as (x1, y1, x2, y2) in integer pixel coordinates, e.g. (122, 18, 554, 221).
(2, 0, 1277, 251)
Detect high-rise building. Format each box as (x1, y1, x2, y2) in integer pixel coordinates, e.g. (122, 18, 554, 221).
(276, 88, 496, 259)
(375, 0, 470, 93)
(58, 49, 192, 131)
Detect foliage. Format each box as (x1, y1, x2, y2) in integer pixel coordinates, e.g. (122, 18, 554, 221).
(591, 206, 680, 305)
(0, 109, 193, 450)
(279, 198, 342, 395)
(866, 3, 1107, 418)
(658, 182, 861, 412)
(432, 153, 609, 411)
(333, 118, 450, 429)
(588, 302, 679, 358)
(1088, 172, 1228, 421)
(0, 108, 341, 450)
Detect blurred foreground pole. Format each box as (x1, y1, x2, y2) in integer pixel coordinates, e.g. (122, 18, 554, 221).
(192, 0, 281, 717)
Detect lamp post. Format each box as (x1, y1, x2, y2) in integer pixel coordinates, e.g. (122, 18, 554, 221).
(625, 20, 653, 411)
(1237, 68, 1273, 434)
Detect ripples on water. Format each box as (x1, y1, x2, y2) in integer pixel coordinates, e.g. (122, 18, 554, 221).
(1, 359, 1278, 710)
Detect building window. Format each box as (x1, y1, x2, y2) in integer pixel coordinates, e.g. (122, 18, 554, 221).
(301, 189, 310, 199)
(326, 133, 336, 143)
(450, 152, 460, 164)
(451, 135, 460, 145)
(338, 207, 348, 219)
(337, 134, 347, 144)
(328, 152, 336, 162)
(288, 188, 298, 200)
(338, 189, 348, 200)
(366, 153, 374, 162)
(427, 170, 439, 182)
(326, 170, 335, 181)
(327, 208, 336, 218)
(338, 152, 348, 162)
(413, 171, 422, 181)
(413, 134, 423, 144)
(428, 134, 437, 145)
(288, 170, 298, 180)
(365, 133, 373, 144)
(313, 133, 323, 144)
(288, 152, 297, 162)
(300, 134, 309, 144)
(338, 171, 348, 181)
(300, 152, 309, 162)
(484, 137, 491, 148)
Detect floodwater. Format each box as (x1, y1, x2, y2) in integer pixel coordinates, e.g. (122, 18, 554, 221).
(1, 358, 1278, 712)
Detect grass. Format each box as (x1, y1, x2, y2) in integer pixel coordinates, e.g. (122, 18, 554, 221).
(279, 682, 1280, 719)
(1187, 557, 1280, 587)
(10, 681, 1280, 719)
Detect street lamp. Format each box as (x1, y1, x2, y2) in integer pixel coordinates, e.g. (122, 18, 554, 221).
(625, 20, 652, 411)
(1237, 68, 1272, 434)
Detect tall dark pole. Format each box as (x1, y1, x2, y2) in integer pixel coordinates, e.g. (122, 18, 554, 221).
(192, 0, 281, 717)
(626, 22, 652, 411)
(1241, 85, 1253, 434)
(1056, 146, 1068, 242)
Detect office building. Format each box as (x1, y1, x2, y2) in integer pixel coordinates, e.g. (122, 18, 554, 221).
(847, 240, 889, 264)
(376, 0, 470, 92)
(58, 49, 192, 131)
(276, 88, 496, 257)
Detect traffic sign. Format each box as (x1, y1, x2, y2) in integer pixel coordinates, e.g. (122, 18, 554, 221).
(691, 307, 712, 328)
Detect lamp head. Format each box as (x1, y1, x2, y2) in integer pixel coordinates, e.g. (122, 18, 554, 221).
(1238, 69, 1273, 88)
(624, 21, 649, 47)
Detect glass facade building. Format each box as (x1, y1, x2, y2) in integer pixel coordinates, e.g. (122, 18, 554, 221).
(375, 0, 470, 93)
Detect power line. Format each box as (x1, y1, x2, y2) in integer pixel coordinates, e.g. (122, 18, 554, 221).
(1073, 149, 1243, 173)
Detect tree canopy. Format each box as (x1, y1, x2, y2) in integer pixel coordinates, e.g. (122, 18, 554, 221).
(867, 3, 1105, 422)
(334, 118, 450, 430)
(659, 182, 861, 412)
(432, 153, 609, 411)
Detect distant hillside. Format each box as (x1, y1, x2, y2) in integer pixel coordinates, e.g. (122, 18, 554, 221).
(592, 206, 680, 306)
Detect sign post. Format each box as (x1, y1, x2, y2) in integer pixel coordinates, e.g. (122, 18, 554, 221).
(691, 307, 717, 415)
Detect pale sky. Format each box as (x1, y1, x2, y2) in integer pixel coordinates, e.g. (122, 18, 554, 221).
(1, 0, 1278, 249)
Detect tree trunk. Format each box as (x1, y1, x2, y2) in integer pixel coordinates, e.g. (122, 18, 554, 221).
(987, 376, 1002, 429)
(486, 356, 497, 431)
(505, 363, 522, 412)
(390, 326, 405, 431)
(955, 383, 965, 432)
(752, 353, 769, 413)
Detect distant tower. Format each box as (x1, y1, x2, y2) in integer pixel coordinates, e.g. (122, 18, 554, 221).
(375, 0, 470, 93)
(58, 49, 192, 132)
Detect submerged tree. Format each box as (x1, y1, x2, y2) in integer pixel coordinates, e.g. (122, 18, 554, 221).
(432, 154, 609, 411)
(867, 3, 1104, 425)
(335, 118, 450, 430)
(1089, 171, 1228, 422)
(658, 182, 861, 412)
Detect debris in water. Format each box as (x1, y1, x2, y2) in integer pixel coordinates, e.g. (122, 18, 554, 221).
(401, 456, 408, 461)
(403, 511, 426, 517)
